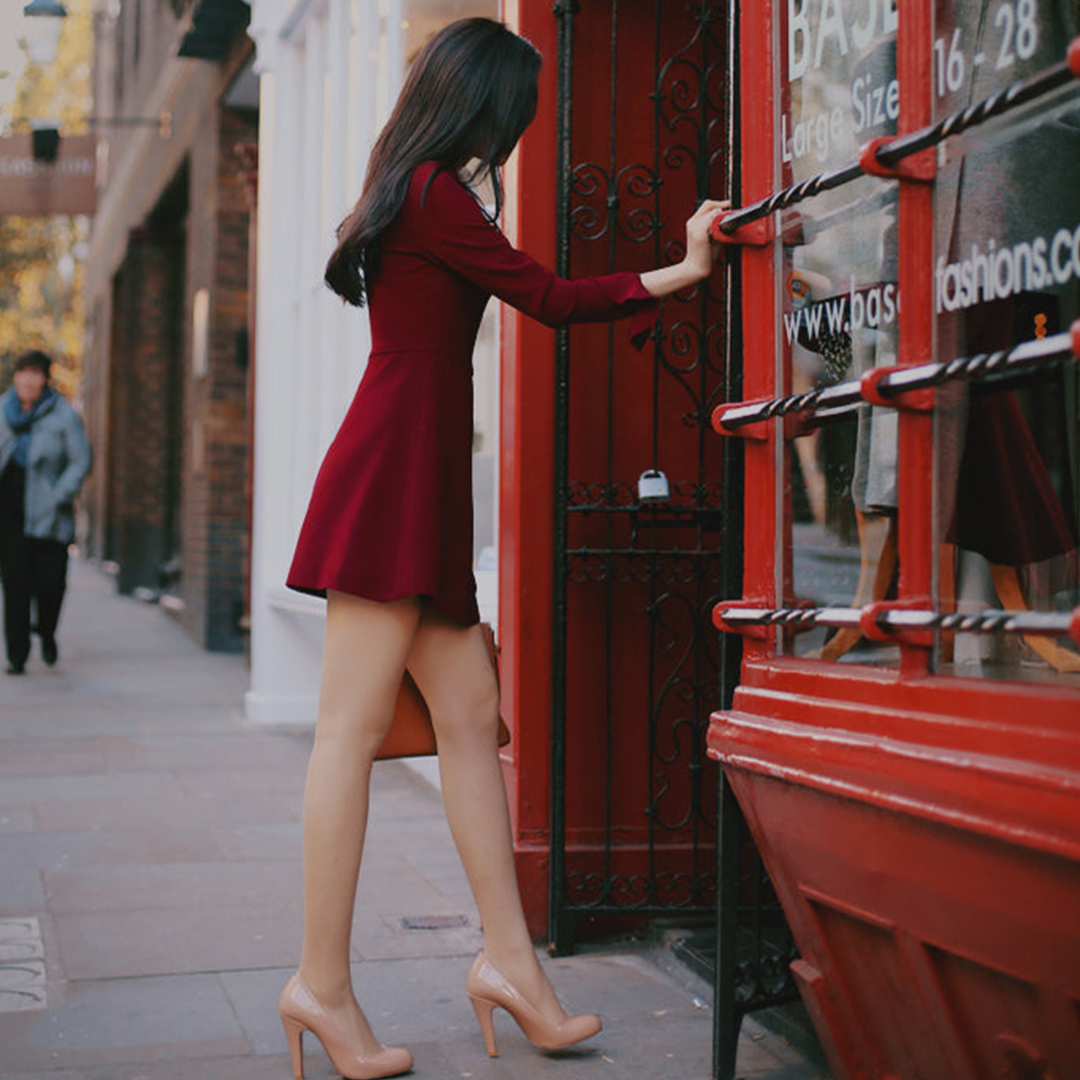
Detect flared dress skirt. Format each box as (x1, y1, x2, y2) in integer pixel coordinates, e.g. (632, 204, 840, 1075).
(287, 161, 657, 626)
(288, 346, 478, 625)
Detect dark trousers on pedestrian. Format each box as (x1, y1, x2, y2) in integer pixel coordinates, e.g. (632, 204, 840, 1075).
(0, 463, 69, 669)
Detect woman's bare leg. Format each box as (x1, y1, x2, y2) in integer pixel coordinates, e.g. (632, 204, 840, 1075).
(406, 611, 567, 1022)
(297, 590, 421, 1050)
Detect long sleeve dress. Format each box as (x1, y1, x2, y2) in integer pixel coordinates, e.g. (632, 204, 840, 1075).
(287, 161, 657, 626)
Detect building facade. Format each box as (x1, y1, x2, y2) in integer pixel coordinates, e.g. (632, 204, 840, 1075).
(82, 0, 257, 651)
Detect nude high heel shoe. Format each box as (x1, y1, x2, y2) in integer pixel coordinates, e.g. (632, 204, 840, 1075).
(278, 973, 413, 1080)
(465, 952, 601, 1057)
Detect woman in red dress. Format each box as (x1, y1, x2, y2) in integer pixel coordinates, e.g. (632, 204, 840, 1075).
(279, 18, 726, 1080)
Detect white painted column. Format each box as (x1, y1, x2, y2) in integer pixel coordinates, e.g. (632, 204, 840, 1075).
(316, 0, 350, 439)
(247, 9, 327, 724)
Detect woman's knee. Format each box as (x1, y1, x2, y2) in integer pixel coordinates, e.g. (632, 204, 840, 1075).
(430, 677, 501, 746)
(314, 671, 400, 758)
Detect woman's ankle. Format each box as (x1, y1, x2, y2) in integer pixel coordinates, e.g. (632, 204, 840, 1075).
(296, 964, 354, 1009)
(482, 939, 540, 974)
(481, 944, 552, 997)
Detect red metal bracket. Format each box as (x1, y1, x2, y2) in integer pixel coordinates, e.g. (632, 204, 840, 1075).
(860, 366, 936, 412)
(1068, 34, 1080, 78)
(780, 212, 806, 247)
(785, 411, 819, 439)
(713, 599, 771, 639)
(710, 211, 773, 247)
(780, 411, 808, 440)
(711, 402, 769, 441)
(859, 136, 935, 182)
(712, 404, 808, 442)
(1071, 317, 1080, 359)
(859, 599, 934, 649)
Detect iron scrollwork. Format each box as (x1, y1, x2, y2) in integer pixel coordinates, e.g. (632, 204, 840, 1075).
(553, 0, 727, 939)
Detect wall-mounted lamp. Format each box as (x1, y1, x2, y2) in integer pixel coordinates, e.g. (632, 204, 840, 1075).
(22, 0, 67, 66)
(22, 0, 68, 66)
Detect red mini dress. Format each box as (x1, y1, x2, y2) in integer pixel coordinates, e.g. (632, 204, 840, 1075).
(287, 161, 657, 626)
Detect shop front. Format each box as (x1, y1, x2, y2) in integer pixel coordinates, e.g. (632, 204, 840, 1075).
(708, 1, 1080, 1077)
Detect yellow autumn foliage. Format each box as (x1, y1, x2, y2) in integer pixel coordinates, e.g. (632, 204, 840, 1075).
(0, 0, 92, 399)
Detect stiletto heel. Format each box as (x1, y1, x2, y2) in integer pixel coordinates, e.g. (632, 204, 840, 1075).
(468, 991, 499, 1056)
(281, 1014, 305, 1079)
(278, 972, 413, 1079)
(465, 952, 601, 1055)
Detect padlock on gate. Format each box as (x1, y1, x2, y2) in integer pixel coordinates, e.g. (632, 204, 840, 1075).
(637, 468, 670, 505)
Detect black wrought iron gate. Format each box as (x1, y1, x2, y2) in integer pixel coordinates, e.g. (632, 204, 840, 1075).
(550, 0, 727, 951)
(549, 4, 801, 1078)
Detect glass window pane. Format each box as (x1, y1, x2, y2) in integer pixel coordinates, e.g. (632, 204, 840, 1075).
(778, 0, 901, 665)
(785, 181, 901, 664)
(932, 0, 1080, 683)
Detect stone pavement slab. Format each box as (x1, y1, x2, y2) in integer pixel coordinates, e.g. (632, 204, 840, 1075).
(0, 873, 45, 915)
(0, 559, 829, 1079)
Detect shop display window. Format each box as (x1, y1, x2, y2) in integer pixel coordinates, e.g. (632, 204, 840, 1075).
(781, 5, 902, 663)
(716, 0, 1080, 687)
(931, 0, 1080, 681)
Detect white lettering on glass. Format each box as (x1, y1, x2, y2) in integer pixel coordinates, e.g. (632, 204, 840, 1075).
(788, 0, 898, 82)
(935, 224, 1080, 313)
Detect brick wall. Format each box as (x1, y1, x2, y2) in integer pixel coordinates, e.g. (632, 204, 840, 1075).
(105, 226, 184, 595)
(80, 294, 109, 563)
(174, 104, 256, 653)
(84, 11, 257, 653)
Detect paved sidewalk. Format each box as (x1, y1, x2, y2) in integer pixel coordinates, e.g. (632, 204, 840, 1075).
(0, 559, 828, 1080)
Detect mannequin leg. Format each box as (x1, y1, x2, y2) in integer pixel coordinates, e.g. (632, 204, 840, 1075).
(297, 590, 421, 1051)
(989, 564, 1080, 672)
(406, 610, 568, 1024)
(818, 510, 897, 662)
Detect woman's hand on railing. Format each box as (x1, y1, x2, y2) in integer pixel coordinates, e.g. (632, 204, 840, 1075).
(640, 199, 730, 298)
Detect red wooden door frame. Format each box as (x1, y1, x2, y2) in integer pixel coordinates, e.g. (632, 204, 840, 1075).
(499, 1, 561, 936)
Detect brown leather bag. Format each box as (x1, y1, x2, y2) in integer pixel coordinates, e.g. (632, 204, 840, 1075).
(375, 622, 511, 760)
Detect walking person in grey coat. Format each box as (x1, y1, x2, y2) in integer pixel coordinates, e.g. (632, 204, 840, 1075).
(0, 351, 92, 674)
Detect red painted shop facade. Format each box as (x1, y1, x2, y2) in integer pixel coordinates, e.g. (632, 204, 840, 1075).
(706, 2, 1080, 1078)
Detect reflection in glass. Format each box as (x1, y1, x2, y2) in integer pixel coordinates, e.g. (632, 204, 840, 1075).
(783, 0, 899, 179)
(778, 0, 902, 664)
(933, 0, 1080, 683)
(784, 178, 900, 664)
(932, 0, 1068, 122)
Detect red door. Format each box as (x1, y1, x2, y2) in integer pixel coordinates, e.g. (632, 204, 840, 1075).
(501, 1, 728, 943)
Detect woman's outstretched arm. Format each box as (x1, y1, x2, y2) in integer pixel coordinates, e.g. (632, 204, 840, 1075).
(640, 199, 730, 298)
(414, 167, 729, 328)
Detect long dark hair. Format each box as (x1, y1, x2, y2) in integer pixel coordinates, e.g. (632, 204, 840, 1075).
(325, 18, 541, 307)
